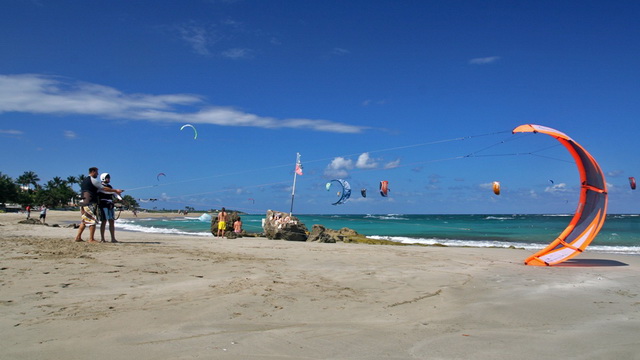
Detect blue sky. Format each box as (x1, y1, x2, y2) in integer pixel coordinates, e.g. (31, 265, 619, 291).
(1, 0, 639, 214)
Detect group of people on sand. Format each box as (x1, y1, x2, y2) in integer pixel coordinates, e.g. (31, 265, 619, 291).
(74, 167, 124, 243)
(71, 167, 246, 242)
(215, 207, 243, 238)
(25, 205, 47, 224)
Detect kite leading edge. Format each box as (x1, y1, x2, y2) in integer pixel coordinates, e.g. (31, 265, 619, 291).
(513, 124, 608, 266)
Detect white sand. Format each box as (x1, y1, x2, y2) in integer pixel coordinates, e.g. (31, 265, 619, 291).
(1, 211, 639, 359)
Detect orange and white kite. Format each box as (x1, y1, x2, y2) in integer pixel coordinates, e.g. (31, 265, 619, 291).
(513, 124, 608, 266)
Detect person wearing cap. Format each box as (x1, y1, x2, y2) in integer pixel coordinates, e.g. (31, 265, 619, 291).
(75, 167, 123, 243)
(98, 173, 119, 243)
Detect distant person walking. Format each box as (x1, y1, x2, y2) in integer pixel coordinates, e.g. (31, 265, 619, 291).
(216, 207, 227, 238)
(39, 205, 47, 224)
(26, 205, 31, 219)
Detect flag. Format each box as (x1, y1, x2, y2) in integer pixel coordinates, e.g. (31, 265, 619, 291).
(295, 153, 303, 175)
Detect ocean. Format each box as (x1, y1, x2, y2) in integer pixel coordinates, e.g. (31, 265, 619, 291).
(117, 213, 640, 255)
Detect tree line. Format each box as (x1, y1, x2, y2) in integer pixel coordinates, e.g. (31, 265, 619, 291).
(0, 170, 138, 210)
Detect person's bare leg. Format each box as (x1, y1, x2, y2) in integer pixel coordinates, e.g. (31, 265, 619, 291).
(109, 219, 117, 242)
(100, 214, 107, 242)
(88, 225, 99, 243)
(75, 223, 85, 242)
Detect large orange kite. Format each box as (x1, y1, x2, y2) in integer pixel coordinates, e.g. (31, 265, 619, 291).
(512, 124, 608, 266)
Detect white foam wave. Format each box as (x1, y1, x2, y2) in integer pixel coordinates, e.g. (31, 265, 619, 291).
(368, 236, 640, 255)
(368, 235, 542, 250)
(116, 219, 212, 237)
(364, 214, 408, 220)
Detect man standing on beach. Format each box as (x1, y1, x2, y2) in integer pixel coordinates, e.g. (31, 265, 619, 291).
(26, 205, 31, 219)
(216, 207, 227, 238)
(75, 167, 123, 243)
(39, 205, 47, 224)
(98, 173, 119, 243)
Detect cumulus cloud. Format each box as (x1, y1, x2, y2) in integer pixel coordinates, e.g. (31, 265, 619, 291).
(545, 183, 570, 193)
(0, 74, 366, 134)
(356, 152, 378, 169)
(469, 56, 500, 65)
(324, 157, 353, 178)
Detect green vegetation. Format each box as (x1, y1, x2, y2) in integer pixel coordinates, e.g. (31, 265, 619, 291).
(1, 171, 78, 208)
(0, 170, 140, 211)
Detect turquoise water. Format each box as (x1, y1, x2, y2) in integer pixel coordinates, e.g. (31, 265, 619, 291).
(117, 214, 640, 254)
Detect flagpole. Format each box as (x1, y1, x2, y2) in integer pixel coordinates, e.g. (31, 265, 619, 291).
(290, 152, 301, 216)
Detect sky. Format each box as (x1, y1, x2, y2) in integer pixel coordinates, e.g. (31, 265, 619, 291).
(1, 0, 639, 214)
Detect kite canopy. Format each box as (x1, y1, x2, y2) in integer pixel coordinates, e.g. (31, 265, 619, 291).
(630, 177, 636, 190)
(361, 188, 367, 197)
(492, 181, 501, 195)
(379, 181, 389, 197)
(326, 179, 351, 205)
(513, 124, 608, 266)
(180, 124, 198, 139)
(157, 172, 166, 181)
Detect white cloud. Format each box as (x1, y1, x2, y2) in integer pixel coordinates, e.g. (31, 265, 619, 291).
(479, 182, 494, 190)
(222, 48, 253, 59)
(469, 56, 500, 65)
(384, 159, 400, 169)
(331, 48, 350, 55)
(0, 74, 366, 134)
(545, 183, 570, 193)
(176, 24, 217, 55)
(0, 129, 23, 135)
(63, 130, 77, 139)
(324, 157, 353, 178)
(356, 152, 378, 169)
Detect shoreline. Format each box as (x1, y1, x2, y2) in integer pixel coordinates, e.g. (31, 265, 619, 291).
(2, 211, 640, 359)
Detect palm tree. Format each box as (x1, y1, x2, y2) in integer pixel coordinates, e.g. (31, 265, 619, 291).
(66, 175, 78, 186)
(50, 176, 66, 188)
(16, 171, 40, 191)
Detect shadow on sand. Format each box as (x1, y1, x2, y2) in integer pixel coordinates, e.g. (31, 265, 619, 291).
(554, 258, 629, 267)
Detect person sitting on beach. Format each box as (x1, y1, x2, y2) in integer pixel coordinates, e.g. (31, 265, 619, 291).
(98, 173, 119, 243)
(233, 217, 243, 234)
(75, 167, 123, 243)
(216, 207, 227, 238)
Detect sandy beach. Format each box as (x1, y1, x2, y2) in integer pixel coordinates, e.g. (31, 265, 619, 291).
(1, 210, 639, 359)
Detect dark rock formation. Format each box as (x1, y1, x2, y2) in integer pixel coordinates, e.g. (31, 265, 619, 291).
(18, 218, 45, 225)
(263, 210, 308, 241)
(307, 225, 362, 243)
